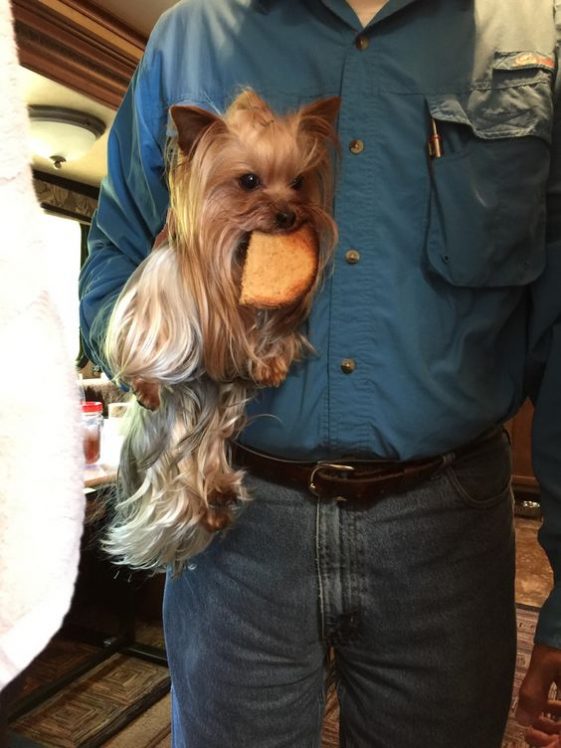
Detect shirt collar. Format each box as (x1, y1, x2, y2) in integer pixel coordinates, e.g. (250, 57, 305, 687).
(253, 0, 424, 23)
(372, 0, 424, 24)
(252, 0, 275, 12)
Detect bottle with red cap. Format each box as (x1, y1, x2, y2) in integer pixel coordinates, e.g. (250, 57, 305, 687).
(82, 401, 103, 464)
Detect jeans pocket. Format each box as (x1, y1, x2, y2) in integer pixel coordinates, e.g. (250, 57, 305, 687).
(443, 428, 513, 509)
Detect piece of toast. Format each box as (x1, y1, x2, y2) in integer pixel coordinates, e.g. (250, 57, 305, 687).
(239, 224, 319, 309)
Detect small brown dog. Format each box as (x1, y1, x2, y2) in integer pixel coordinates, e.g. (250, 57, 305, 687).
(104, 89, 339, 571)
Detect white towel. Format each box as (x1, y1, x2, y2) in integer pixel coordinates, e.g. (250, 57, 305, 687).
(0, 0, 85, 690)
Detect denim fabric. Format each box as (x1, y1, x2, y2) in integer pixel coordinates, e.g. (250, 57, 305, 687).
(163, 428, 516, 747)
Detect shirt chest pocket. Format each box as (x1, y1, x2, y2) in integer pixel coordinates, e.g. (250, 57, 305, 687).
(425, 59, 554, 288)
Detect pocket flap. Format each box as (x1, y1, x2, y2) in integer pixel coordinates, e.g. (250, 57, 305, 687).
(493, 50, 556, 74)
(427, 60, 554, 143)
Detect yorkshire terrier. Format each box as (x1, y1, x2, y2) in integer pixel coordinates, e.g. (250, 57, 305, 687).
(103, 89, 339, 572)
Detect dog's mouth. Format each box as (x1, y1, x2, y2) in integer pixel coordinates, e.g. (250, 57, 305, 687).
(235, 232, 251, 266)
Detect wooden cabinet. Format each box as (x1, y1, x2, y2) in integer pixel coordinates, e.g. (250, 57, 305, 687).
(506, 399, 538, 495)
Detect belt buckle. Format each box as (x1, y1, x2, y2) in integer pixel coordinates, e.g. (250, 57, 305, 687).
(309, 462, 355, 501)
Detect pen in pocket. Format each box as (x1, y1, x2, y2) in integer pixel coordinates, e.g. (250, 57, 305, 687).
(427, 118, 443, 159)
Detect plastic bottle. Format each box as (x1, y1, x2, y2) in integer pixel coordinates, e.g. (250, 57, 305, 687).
(82, 401, 103, 464)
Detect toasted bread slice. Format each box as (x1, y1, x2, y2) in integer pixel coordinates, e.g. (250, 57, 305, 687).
(239, 225, 319, 308)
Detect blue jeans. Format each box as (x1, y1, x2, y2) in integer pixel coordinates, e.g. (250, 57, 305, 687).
(163, 428, 516, 747)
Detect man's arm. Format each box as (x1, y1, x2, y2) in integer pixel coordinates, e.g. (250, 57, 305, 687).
(516, 37, 561, 732)
(79, 22, 171, 373)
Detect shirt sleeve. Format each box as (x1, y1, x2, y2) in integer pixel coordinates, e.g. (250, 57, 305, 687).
(526, 43, 561, 648)
(78, 23, 171, 373)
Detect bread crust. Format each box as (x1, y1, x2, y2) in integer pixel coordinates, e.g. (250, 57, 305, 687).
(239, 225, 319, 308)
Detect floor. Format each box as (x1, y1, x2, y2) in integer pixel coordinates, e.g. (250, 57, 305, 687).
(514, 516, 553, 608)
(6, 514, 554, 747)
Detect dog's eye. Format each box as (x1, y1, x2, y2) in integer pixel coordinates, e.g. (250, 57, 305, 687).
(239, 173, 261, 190)
(291, 175, 304, 190)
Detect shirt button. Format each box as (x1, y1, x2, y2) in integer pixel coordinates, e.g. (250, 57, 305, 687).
(345, 249, 360, 264)
(340, 358, 356, 374)
(349, 139, 364, 154)
(355, 34, 369, 50)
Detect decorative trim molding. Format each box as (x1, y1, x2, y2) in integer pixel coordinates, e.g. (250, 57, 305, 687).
(12, 0, 147, 109)
(33, 169, 99, 222)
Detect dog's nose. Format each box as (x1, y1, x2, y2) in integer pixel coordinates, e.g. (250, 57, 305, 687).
(275, 210, 296, 230)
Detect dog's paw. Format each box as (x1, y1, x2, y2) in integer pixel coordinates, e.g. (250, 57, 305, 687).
(199, 505, 234, 533)
(199, 490, 238, 533)
(132, 378, 161, 410)
(251, 359, 289, 387)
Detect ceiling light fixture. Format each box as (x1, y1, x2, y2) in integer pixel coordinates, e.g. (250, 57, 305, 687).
(28, 106, 106, 170)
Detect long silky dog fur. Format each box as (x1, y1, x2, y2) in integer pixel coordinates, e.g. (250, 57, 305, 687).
(103, 89, 339, 572)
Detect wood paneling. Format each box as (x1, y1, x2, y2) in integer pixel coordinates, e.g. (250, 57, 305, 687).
(12, 0, 147, 109)
(507, 399, 537, 492)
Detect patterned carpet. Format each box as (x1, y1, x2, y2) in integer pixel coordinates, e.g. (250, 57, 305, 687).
(502, 603, 542, 748)
(102, 696, 172, 748)
(7, 604, 540, 747)
(9, 638, 169, 748)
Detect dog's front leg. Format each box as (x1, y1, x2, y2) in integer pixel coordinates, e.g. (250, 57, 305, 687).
(105, 245, 202, 397)
(250, 332, 305, 387)
(251, 357, 290, 387)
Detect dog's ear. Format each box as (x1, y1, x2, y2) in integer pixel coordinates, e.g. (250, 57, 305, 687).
(300, 97, 341, 128)
(298, 97, 341, 146)
(170, 105, 225, 156)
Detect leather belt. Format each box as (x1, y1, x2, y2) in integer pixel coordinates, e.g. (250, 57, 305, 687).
(231, 427, 500, 504)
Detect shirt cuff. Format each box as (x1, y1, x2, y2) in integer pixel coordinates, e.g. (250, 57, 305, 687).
(535, 585, 561, 649)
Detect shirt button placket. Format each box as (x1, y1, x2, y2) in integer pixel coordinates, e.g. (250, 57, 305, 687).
(345, 249, 360, 265)
(330, 29, 373, 440)
(355, 34, 369, 51)
(340, 358, 356, 375)
(349, 138, 364, 154)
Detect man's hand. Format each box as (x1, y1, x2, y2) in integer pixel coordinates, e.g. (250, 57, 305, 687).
(516, 643, 561, 746)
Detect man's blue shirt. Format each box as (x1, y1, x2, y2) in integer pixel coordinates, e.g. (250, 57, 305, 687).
(79, 0, 561, 643)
